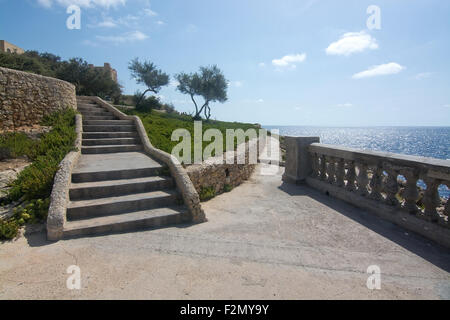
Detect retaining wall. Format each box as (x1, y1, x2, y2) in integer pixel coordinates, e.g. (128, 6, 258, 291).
(186, 138, 260, 198)
(0, 67, 76, 131)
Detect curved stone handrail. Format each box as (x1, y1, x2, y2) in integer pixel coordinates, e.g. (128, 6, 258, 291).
(47, 113, 83, 240)
(83, 96, 205, 223)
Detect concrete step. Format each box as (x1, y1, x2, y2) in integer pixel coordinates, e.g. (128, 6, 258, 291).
(69, 176, 174, 200)
(67, 190, 179, 220)
(72, 166, 163, 183)
(79, 111, 113, 117)
(82, 137, 140, 146)
(63, 206, 186, 238)
(83, 125, 136, 132)
(83, 120, 134, 126)
(81, 144, 142, 154)
(78, 107, 107, 113)
(77, 103, 99, 108)
(82, 132, 138, 139)
(83, 115, 117, 120)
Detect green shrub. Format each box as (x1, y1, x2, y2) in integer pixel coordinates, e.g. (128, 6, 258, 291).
(0, 132, 37, 160)
(199, 186, 216, 201)
(7, 109, 76, 202)
(223, 184, 233, 193)
(0, 219, 20, 240)
(0, 109, 76, 240)
(0, 198, 50, 240)
(134, 94, 162, 113)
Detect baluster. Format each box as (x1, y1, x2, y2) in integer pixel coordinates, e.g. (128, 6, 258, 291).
(327, 156, 336, 184)
(356, 161, 369, 196)
(335, 158, 345, 187)
(385, 168, 399, 206)
(402, 169, 419, 214)
(369, 164, 383, 201)
(345, 161, 356, 192)
(310, 153, 319, 178)
(423, 177, 440, 222)
(319, 154, 327, 181)
(444, 182, 450, 218)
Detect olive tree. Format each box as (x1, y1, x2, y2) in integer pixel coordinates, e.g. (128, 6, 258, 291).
(128, 58, 169, 107)
(175, 65, 228, 120)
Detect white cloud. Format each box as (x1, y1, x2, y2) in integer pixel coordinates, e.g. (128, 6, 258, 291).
(37, 0, 52, 8)
(82, 39, 100, 47)
(96, 30, 148, 44)
(336, 103, 353, 107)
(156, 20, 165, 25)
(444, 104, 450, 108)
(144, 8, 157, 16)
(352, 62, 405, 79)
(258, 62, 266, 67)
(230, 81, 243, 88)
(38, 0, 126, 8)
(414, 72, 432, 80)
(326, 31, 378, 56)
(97, 18, 117, 28)
(89, 14, 141, 28)
(272, 53, 306, 68)
(242, 98, 264, 103)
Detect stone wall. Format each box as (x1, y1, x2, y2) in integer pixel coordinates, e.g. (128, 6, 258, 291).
(186, 138, 260, 198)
(0, 67, 76, 131)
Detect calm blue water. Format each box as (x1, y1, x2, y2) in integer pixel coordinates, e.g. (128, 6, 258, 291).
(264, 126, 450, 198)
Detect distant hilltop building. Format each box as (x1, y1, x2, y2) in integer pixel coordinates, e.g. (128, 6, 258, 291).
(89, 62, 118, 83)
(0, 40, 25, 54)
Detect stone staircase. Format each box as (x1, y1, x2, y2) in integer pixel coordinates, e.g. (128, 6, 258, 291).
(62, 97, 187, 238)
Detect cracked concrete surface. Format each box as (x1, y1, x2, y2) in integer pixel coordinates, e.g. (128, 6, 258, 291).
(1, 165, 449, 299)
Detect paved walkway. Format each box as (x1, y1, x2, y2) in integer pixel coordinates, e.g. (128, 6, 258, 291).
(1, 165, 449, 299)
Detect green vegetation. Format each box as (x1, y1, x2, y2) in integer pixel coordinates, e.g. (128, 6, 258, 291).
(0, 109, 77, 240)
(120, 108, 260, 158)
(199, 186, 216, 201)
(223, 184, 233, 193)
(0, 132, 37, 160)
(0, 51, 121, 101)
(0, 199, 50, 240)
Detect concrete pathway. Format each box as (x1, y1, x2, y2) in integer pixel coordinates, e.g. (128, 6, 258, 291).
(1, 165, 449, 299)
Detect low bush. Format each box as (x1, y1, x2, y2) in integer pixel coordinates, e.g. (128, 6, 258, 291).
(0, 132, 37, 160)
(223, 184, 233, 193)
(199, 186, 216, 201)
(0, 109, 76, 240)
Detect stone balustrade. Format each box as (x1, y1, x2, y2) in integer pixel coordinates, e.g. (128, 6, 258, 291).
(282, 137, 450, 248)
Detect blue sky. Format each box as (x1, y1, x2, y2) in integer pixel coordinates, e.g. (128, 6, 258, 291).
(1, 0, 449, 126)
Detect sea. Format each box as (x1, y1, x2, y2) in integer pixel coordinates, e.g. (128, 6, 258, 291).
(264, 126, 450, 198)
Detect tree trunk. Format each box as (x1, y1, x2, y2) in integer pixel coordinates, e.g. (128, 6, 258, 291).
(190, 94, 200, 117)
(204, 105, 211, 120)
(135, 88, 156, 107)
(197, 102, 209, 119)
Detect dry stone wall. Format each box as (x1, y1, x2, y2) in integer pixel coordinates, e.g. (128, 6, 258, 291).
(186, 138, 260, 197)
(0, 67, 76, 131)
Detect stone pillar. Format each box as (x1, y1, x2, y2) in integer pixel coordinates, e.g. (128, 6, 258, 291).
(282, 136, 320, 184)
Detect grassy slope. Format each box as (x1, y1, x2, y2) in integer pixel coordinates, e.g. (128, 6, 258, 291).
(121, 109, 261, 158)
